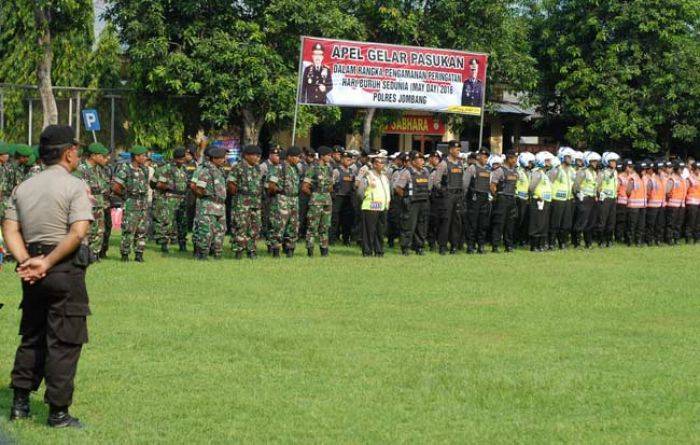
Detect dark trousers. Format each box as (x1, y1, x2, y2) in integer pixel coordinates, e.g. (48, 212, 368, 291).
(665, 207, 684, 242)
(11, 264, 89, 408)
(330, 194, 354, 243)
(597, 198, 617, 243)
(528, 200, 550, 245)
(427, 196, 442, 247)
(400, 199, 429, 250)
(491, 195, 517, 249)
(361, 210, 386, 255)
(548, 199, 573, 246)
(615, 204, 628, 242)
(626, 207, 646, 244)
(438, 192, 463, 249)
(386, 197, 402, 245)
(516, 198, 530, 244)
(466, 192, 491, 249)
(645, 207, 663, 244)
(685, 204, 699, 241)
(101, 207, 112, 254)
(573, 197, 596, 246)
(298, 194, 310, 238)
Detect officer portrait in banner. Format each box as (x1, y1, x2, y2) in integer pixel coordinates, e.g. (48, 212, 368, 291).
(301, 43, 333, 104)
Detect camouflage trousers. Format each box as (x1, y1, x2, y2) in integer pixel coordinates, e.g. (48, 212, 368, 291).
(231, 204, 261, 252)
(306, 203, 332, 248)
(120, 198, 149, 255)
(176, 199, 189, 244)
(268, 195, 299, 250)
(154, 195, 184, 246)
(195, 210, 226, 257)
(88, 206, 106, 256)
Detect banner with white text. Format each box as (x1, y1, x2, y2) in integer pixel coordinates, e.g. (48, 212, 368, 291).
(297, 37, 488, 116)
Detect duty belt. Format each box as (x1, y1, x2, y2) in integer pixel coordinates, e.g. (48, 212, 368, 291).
(27, 243, 57, 256)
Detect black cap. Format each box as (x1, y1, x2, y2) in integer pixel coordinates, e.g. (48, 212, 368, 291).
(317, 145, 332, 156)
(448, 140, 460, 149)
(173, 148, 186, 159)
(408, 150, 422, 160)
(477, 148, 490, 156)
(332, 145, 344, 153)
(269, 146, 281, 155)
(505, 150, 517, 159)
(242, 145, 261, 156)
(623, 159, 633, 167)
(286, 146, 302, 157)
(208, 147, 226, 158)
(341, 151, 353, 159)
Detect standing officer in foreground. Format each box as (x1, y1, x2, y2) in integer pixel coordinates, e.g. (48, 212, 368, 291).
(4, 125, 93, 428)
(434, 141, 466, 254)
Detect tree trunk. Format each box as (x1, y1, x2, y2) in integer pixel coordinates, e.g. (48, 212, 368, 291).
(242, 109, 264, 145)
(35, 7, 58, 129)
(362, 108, 376, 151)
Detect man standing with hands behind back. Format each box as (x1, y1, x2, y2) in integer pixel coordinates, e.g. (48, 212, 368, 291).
(4, 125, 93, 428)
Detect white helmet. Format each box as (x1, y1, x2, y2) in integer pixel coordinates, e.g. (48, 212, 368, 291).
(488, 154, 503, 168)
(584, 151, 602, 167)
(602, 152, 620, 167)
(550, 155, 561, 169)
(518, 152, 535, 168)
(558, 146, 575, 163)
(571, 151, 584, 163)
(535, 151, 553, 168)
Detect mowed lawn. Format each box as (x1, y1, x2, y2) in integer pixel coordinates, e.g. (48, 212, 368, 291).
(0, 239, 699, 444)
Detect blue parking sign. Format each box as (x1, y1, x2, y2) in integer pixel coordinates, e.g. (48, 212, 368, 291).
(82, 109, 101, 132)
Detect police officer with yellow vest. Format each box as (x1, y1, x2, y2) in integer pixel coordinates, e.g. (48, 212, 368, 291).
(528, 151, 553, 251)
(515, 152, 535, 247)
(573, 151, 602, 248)
(490, 151, 519, 252)
(598, 152, 620, 247)
(548, 147, 576, 249)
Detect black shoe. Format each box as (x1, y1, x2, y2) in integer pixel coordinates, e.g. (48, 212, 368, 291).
(439, 247, 447, 255)
(161, 243, 169, 253)
(401, 248, 410, 256)
(272, 248, 280, 258)
(134, 252, 144, 262)
(374, 252, 384, 257)
(234, 251, 243, 260)
(466, 247, 475, 254)
(307, 247, 314, 257)
(99, 250, 107, 259)
(387, 240, 394, 248)
(121, 254, 129, 262)
(320, 247, 329, 257)
(9, 389, 30, 421)
(416, 248, 425, 256)
(47, 407, 82, 429)
(179, 241, 187, 252)
(266, 245, 272, 254)
(505, 246, 514, 253)
(247, 250, 257, 260)
(286, 248, 294, 258)
(343, 240, 351, 247)
(195, 252, 208, 261)
(362, 252, 372, 257)
(449, 248, 457, 255)
(477, 246, 485, 254)
(492, 246, 500, 253)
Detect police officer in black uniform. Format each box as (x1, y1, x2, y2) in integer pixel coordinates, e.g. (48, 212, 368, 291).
(394, 150, 433, 255)
(434, 141, 466, 254)
(464, 148, 492, 254)
(301, 43, 333, 104)
(4, 125, 93, 428)
(330, 151, 356, 245)
(490, 151, 519, 252)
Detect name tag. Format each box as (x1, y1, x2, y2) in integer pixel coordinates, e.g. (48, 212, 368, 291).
(370, 201, 383, 210)
(450, 168, 461, 173)
(416, 178, 428, 184)
(343, 176, 353, 182)
(478, 172, 490, 178)
(507, 175, 517, 181)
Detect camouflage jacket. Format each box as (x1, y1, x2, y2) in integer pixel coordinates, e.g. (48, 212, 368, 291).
(155, 162, 189, 197)
(303, 162, 333, 206)
(269, 162, 301, 198)
(74, 160, 110, 208)
(228, 161, 262, 208)
(114, 162, 149, 201)
(0, 162, 13, 200)
(194, 162, 227, 215)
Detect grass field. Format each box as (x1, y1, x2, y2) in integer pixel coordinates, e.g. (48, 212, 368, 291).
(0, 239, 699, 444)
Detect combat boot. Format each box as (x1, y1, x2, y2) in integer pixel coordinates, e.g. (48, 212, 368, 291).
(195, 251, 208, 261)
(234, 250, 243, 260)
(320, 247, 329, 257)
(161, 243, 169, 253)
(401, 247, 410, 256)
(134, 252, 144, 262)
(271, 248, 280, 258)
(307, 247, 314, 257)
(47, 406, 82, 429)
(286, 248, 295, 258)
(179, 240, 187, 252)
(477, 245, 486, 254)
(247, 250, 257, 260)
(121, 254, 129, 262)
(9, 388, 30, 421)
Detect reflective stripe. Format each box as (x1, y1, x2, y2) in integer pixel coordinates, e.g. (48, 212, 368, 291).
(600, 169, 617, 199)
(647, 175, 665, 208)
(515, 168, 529, 200)
(551, 167, 573, 201)
(617, 174, 628, 204)
(533, 169, 552, 202)
(667, 177, 687, 208)
(686, 175, 700, 205)
(627, 174, 646, 208)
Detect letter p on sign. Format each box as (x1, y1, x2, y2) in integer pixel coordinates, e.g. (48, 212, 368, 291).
(82, 109, 101, 132)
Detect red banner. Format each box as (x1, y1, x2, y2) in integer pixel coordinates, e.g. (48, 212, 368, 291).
(385, 115, 445, 135)
(297, 37, 488, 116)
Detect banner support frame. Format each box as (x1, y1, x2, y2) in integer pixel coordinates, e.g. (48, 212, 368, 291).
(477, 75, 487, 150)
(291, 36, 305, 146)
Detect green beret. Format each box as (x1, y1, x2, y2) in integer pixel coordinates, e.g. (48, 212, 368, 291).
(27, 153, 36, 166)
(130, 145, 148, 155)
(15, 144, 33, 157)
(88, 142, 109, 155)
(0, 141, 9, 155)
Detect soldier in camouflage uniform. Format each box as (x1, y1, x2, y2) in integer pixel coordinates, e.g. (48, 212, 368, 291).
(153, 148, 189, 253)
(267, 146, 302, 258)
(179, 148, 198, 251)
(193, 147, 228, 260)
(0, 142, 12, 222)
(302, 145, 334, 257)
(73, 142, 111, 261)
(113, 146, 150, 262)
(228, 144, 263, 259)
(259, 146, 281, 252)
(8, 144, 34, 188)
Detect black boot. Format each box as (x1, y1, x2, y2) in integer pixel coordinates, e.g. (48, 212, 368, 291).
(477, 244, 485, 254)
(134, 252, 144, 262)
(307, 247, 314, 257)
(439, 247, 447, 255)
(401, 247, 410, 256)
(161, 243, 169, 253)
(247, 250, 257, 260)
(320, 247, 329, 257)
(121, 254, 129, 262)
(179, 240, 187, 252)
(195, 251, 208, 261)
(492, 245, 500, 253)
(271, 248, 280, 258)
(47, 406, 82, 429)
(286, 248, 295, 258)
(9, 388, 30, 421)
(234, 250, 243, 260)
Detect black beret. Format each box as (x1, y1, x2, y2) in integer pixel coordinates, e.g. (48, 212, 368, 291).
(448, 140, 461, 149)
(408, 150, 422, 160)
(39, 125, 79, 161)
(477, 148, 490, 156)
(332, 145, 344, 153)
(505, 150, 517, 158)
(173, 148, 186, 159)
(269, 146, 281, 155)
(242, 145, 262, 156)
(341, 151, 353, 159)
(317, 146, 332, 156)
(208, 147, 226, 158)
(286, 146, 302, 157)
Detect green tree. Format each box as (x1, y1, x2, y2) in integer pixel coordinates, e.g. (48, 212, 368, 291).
(531, 0, 700, 153)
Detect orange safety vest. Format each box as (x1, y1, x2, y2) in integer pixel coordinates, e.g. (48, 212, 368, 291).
(667, 175, 687, 208)
(686, 173, 700, 205)
(627, 173, 646, 208)
(616, 173, 629, 205)
(647, 174, 665, 208)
